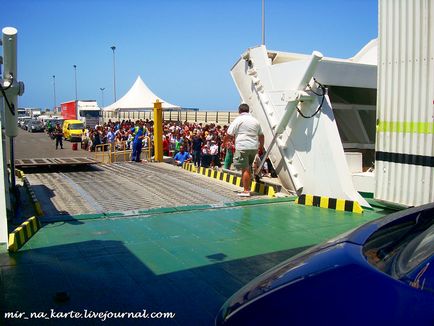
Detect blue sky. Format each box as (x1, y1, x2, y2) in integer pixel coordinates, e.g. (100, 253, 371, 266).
(3, 0, 377, 111)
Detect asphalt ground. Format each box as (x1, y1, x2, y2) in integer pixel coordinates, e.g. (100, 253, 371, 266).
(11, 127, 90, 160)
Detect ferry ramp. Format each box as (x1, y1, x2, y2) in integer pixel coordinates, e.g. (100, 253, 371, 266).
(22, 162, 265, 219)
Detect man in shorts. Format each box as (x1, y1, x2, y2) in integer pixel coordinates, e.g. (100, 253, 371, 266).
(226, 103, 264, 197)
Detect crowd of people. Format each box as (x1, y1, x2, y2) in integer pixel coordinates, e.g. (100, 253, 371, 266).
(161, 121, 234, 168)
(81, 119, 235, 168)
(80, 104, 274, 188)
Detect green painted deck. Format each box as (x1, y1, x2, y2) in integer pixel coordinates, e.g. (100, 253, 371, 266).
(0, 199, 392, 325)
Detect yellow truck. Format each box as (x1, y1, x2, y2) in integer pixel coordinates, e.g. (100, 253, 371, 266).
(63, 119, 84, 142)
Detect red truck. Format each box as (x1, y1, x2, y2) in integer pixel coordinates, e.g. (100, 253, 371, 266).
(60, 100, 101, 129)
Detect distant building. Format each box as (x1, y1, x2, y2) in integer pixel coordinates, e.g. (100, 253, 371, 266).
(24, 108, 42, 118)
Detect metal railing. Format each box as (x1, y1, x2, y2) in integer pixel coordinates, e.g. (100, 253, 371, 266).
(111, 141, 130, 162)
(94, 143, 112, 163)
(94, 137, 152, 163)
(141, 137, 152, 161)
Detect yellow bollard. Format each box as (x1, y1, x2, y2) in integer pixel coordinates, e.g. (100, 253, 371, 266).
(153, 100, 163, 162)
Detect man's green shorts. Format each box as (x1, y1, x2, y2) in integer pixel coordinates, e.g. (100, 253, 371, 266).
(233, 149, 257, 170)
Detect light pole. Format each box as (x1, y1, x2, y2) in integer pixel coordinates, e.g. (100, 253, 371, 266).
(110, 46, 117, 102)
(73, 64, 78, 100)
(52, 75, 56, 111)
(262, 0, 265, 45)
(100, 87, 105, 107)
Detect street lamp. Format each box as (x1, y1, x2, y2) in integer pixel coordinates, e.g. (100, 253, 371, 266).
(110, 45, 117, 102)
(73, 64, 78, 100)
(262, 0, 265, 45)
(52, 75, 56, 111)
(100, 87, 105, 107)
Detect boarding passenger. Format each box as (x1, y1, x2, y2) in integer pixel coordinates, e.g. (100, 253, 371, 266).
(253, 148, 269, 177)
(46, 120, 53, 135)
(82, 129, 89, 150)
(126, 130, 134, 150)
(163, 135, 170, 156)
(107, 127, 116, 151)
(191, 132, 203, 167)
(210, 140, 220, 169)
(92, 126, 102, 152)
(223, 137, 235, 169)
(201, 144, 211, 168)
(174, 133, 182, 155)
(174, 146, 192, 166)
(226, 103, 264, 197)
(115, 132, 124, 150)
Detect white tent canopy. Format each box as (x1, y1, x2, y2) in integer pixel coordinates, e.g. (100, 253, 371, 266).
(103, 76, 181, 112)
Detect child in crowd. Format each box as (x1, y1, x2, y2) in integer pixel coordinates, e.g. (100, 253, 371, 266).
(253, 149, 269, 177)
(209, 140, 220, 169)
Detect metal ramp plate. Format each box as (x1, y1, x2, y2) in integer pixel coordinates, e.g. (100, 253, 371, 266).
(14, 157, 99, 168)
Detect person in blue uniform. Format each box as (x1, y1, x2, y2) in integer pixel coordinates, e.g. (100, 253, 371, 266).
(131, 124, 145, 162)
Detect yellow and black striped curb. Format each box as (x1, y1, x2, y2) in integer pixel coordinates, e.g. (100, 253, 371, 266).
(182, 162, 277, 197)
(296, 194, 363, 214)
(23, 177, 44, 217)
(8, 216, 41, 252)
(19, 173, 44, 217)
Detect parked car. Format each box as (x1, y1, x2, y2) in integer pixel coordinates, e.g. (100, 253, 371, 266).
(27, 119, 45, 132)
(19, 117, 32, 129)
(217, 203, 434, 326)
(22, 118, 35, 131)
(17, 117, 25, 127)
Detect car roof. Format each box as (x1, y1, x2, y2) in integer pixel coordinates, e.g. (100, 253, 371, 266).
(345, 202, 434, 245)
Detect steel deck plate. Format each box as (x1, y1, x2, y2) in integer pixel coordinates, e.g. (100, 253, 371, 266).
(15, 157, 99, 167)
